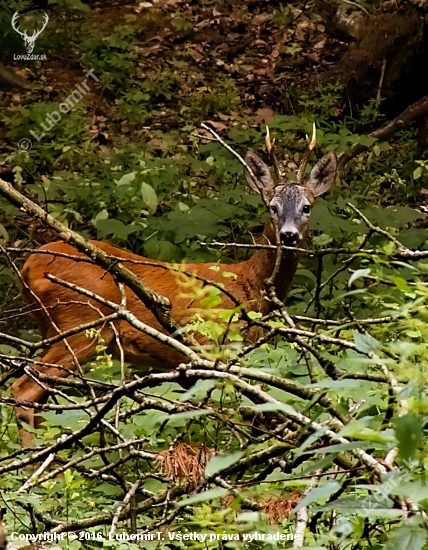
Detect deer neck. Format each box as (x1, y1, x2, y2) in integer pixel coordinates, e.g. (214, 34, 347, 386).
(243, 220, 299, 312)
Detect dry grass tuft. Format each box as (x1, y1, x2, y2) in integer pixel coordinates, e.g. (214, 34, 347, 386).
(155, 443, 216, 487)
(261, 493, 301, 525)
(221, 493, 236, 509)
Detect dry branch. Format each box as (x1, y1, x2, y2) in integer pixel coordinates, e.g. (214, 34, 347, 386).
(0, 178, 178, 336)
(339, 93, 428, 170)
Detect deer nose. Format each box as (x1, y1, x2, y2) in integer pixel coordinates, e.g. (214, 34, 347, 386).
(280, 231, 299, 246)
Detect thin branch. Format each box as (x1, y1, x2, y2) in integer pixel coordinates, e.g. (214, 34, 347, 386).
(0, 178, 178, 335)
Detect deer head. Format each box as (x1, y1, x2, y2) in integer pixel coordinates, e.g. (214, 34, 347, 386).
(244, 126, 337, 247)
(11, 12, 49, 54)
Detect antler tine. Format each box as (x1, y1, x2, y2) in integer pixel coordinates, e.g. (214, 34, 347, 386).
(296, 122, 317, 184)
(41, 13, 49, 30)
(32, 13, 49, 39)
(11, 13, 24, 36)
(265, 126, 281, 181)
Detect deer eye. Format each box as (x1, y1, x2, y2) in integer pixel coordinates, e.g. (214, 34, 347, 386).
(303, 205, 311, 214)
(271, 205, 278, 214)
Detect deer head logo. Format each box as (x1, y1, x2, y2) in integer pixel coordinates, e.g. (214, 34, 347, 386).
(11, 11, 49, 54)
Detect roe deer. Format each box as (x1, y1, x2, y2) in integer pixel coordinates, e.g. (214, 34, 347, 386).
(12, 136, 337, 446)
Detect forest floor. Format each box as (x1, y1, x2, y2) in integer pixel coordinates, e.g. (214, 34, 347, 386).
(5, 0, 347, 136)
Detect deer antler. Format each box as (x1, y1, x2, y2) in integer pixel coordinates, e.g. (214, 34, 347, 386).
(32, 12, 49, 40)
(11, 12, 26, 39)
(11, 12, 49, 53)
(265, 126, 281, 181)
(296, 122, 317, 184)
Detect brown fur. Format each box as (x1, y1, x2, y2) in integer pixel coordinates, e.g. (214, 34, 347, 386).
(12, 150, 337, 446)
(13, 227, 295, 445)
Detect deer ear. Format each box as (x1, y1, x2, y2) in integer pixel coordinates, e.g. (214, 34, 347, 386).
(306, 151, 337, 197)
(244, 150, 275, 197)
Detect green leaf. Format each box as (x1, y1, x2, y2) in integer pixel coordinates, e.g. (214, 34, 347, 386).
(200, 288, 222, 307)
(205, 451, 244, 478)
(300, 454, 337, 475)
(96, 218, 138, 239)
(413, 166, 423, 179)
(390, 276, 412, 293)
(251, 402, 297, 415)
(40, 410, 87, 430)
(166, 409, 212, 422)
(356, 135, 377, 147)
(349, 268, 371, 286)
(312, 233, 332, 246)
(294, 481, 341, 513)
(362, 206, 422, 229)
(306, 379, 361, 390)
(191, 319, 224, 341)
(297, 268, 317, 281)
(303, 441, 376, 455)
(94, 209, 108, 222)
(115, 172, 136, 186)
(221, 270, 237, 279)
(0, 222, 9, 242)
(179, 379, 217, 402)
(92, 483, 122, 496)
(385, 524, 427, 550)
(390, 480, 428, 503)
(64, 469, 73, 486)
(141, 182, 158, 213)
(179, 487, 229, 506)
(395, 414, 423, 461)
(248, 311, 262, 319)
(397, 229, 427, 249)
(353, 332, 380, 354)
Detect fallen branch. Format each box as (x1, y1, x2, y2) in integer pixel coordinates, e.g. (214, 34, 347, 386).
(0, 178, 178, 336)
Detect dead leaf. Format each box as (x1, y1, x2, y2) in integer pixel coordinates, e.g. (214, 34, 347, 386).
(253, 13, 270, 26)
(218, 113, 230, 121)
(254, 108, 275, 124)
(147, 138, 168, 151)
(135, 1, 153, 12)
(295, 21, 311, 42)
(314, 39, 326, 51)
(206, 120, 227, 132)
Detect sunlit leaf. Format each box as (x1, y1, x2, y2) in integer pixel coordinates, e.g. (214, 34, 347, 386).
(395, 414, 423, 461)
(205, 451, 244, 478)
(141, 182, 158, 213)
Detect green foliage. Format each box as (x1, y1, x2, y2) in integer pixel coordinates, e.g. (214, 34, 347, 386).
(186, 77, 241, 117)
(79, 24, 139, 89)
(2, 2, 428, 548)
(272, 5, 294, 28)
